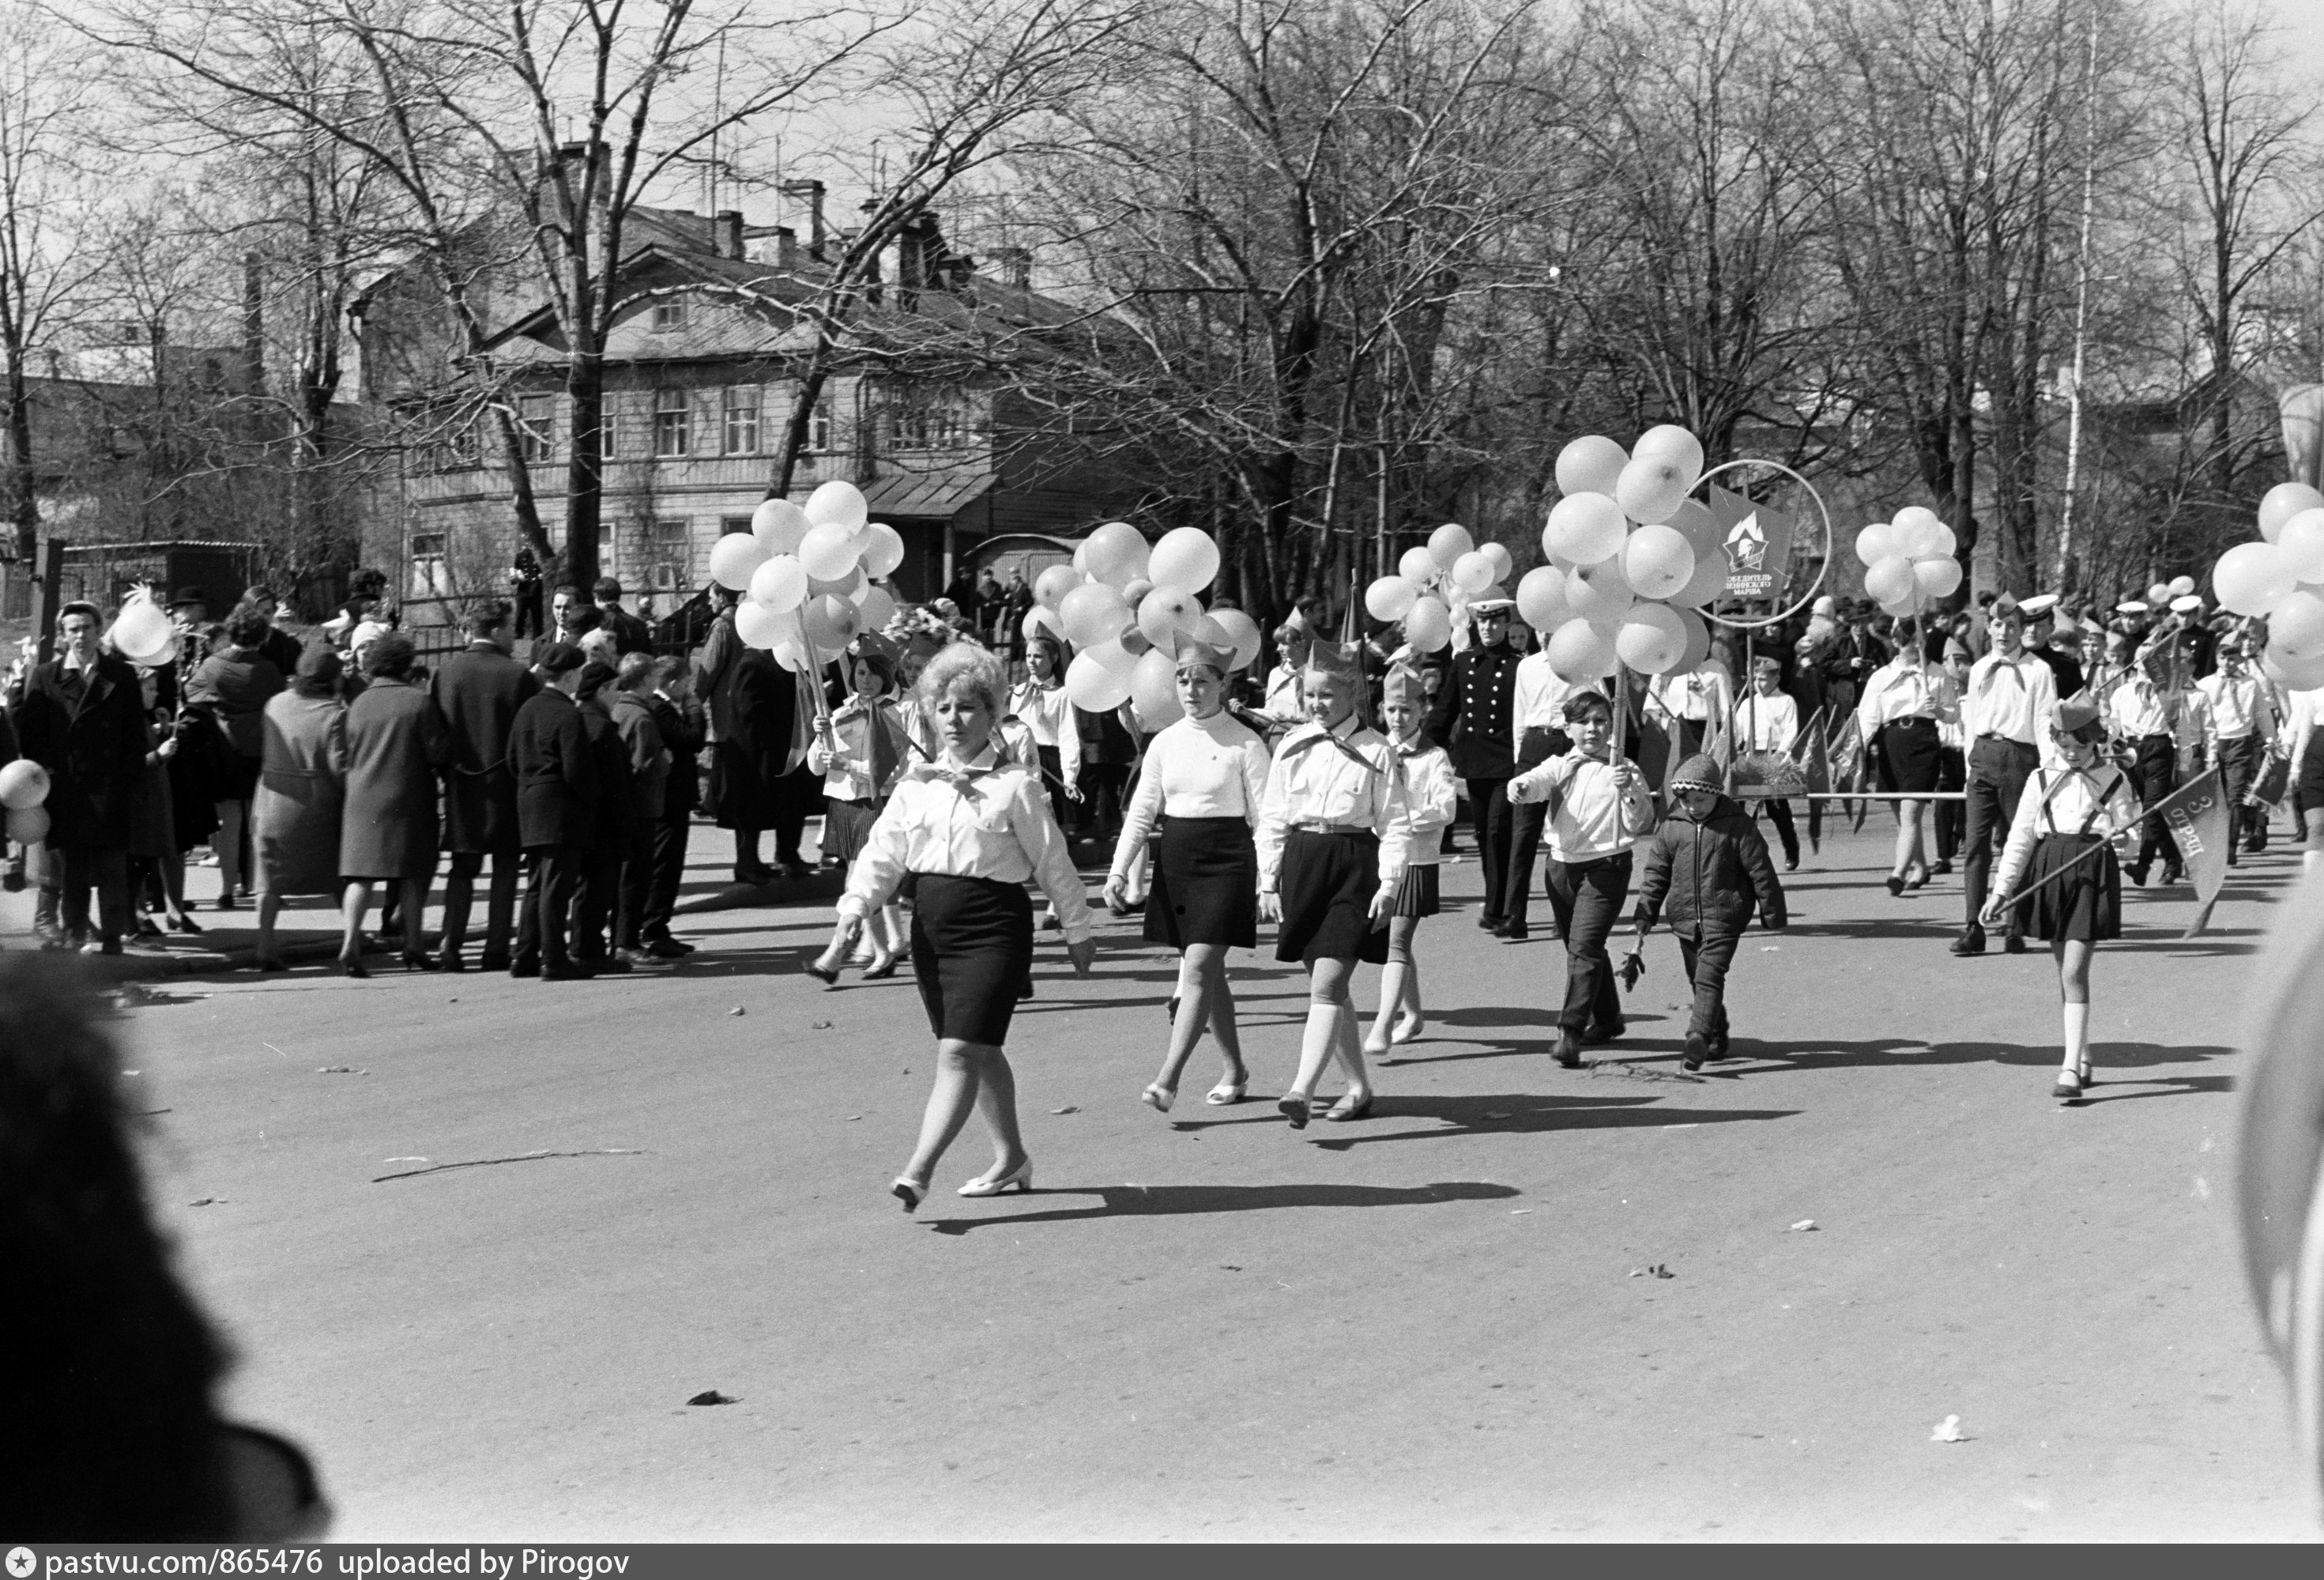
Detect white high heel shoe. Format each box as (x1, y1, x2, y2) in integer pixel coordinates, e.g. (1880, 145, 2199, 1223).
(957, 1157, 1034, 1197)
(891, 1175, 928, 1212)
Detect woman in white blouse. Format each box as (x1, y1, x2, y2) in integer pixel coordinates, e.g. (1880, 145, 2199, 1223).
(1980, 696, 2141, 1103)
(1007, 635, 1080, 826)
(829, 644, 1097, 1209)
(1855, 632, 1959, 896)
(1103, 635, 1272, 1111)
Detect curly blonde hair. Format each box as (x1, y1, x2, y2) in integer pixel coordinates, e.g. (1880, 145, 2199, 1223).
(916, 641, 1008, 722)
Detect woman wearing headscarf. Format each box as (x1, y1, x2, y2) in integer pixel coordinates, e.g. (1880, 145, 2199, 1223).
(183, 608, 286, 909)
(337, 635, 450, 975)
(252, 649, 350, 971)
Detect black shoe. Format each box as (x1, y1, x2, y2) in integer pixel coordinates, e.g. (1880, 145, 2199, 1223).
(1682, 1034, 1708, 1073)
(735, 866, 776, 887)
(1582, 1021, 1625, 1046)
(479, 951, 513, 973)
(2162, 868, 2184, 886)
(1555, 1028, 1584, 1069)
(645, 937, 689, 959)
(337, 952, 370, 979)
(1783, 854, 1799, 872)
(593, 956, 633, 975)
(169, 913, 205, 935)
(1476, 912, 1501, 930)
(1930, 860, 1953, 877)
(1709, 1033, 1731, 1060)
(215, 895, 238, 911)
(508, 956, 541, 978)
(1885, 875, 1905, 896)
(81, 938, 125, 956)
(1501, 925, 1529, 942)
(2003, 933, 2027, 954)
(1951, 925, 1986, 956)
(2124, 862, 2149, 888)
(136, 916, 166, 939)
(438, 950, 467, 972)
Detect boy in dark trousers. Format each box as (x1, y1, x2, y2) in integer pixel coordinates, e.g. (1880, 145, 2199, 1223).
(1628, 754, 1787, 1071)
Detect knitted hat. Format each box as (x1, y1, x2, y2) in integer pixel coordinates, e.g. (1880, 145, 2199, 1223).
(1668, 753, 1723, 795)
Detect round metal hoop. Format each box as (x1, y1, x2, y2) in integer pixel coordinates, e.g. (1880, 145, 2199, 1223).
(1691, 458, 1834, 632)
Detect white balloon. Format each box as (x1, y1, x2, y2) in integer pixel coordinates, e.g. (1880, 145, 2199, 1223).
(2216, 540, 2298, 616)
(1128, 646, 1185, 728)
(1022, 605, 1063, 643)
(800, 592, 861, 651)
(1621, 524, 1697, 601)
(1136, 586, 1203, 647)
(1060, 582, 1134, 649)
(735, 600, 790, 650)
(798, 522, 860, 582)
(1544, 492, 1628, 565)
(857, 586, 897, 631)
(1428, 522, 1475, 572)
(1614, 453, 1691, 526)
(1064, 644, 1137, 711)
(1565, 558, 1636, 625)
(1210, 609, 1264, 672)
(1365, 575, 1421, 622)
(1864, 553, 1918, 607)
(0, 759, 50, 810)
(1668, 539, 1729, 608)
(1516, 565, 1572, 632)
(6, 802, 49, 844)
(1398, 545, 1438, 585)
(1147, 526, 1221, 594)
(748, 554, 808, 613)
(1082, 522, 1151, 586)
(1630, 424, 1704, 488)
(861, 522, 906, 578)
(1554, 436, 1629, 497)
(1452, 550, 1497, 594)
(710, 531, 770, 591)
(752, 498, 813, 555)
(1547, 619, 1618, 682)
(1914, 556, 1963, 601)
(2260, 482, 2324, 541)
(1403, 595, 1452, 652)
(1034, 564, 1082, 611)
(2277, 507, 2324, 583)
(809, 564, 865, 600)
(1890, 506, 1943, 560)
(2268, 589, 2324, 659)
(1855, 522, 1896, 568)
(1614, 603, 1688, 675)
(804, 479, 869, 533)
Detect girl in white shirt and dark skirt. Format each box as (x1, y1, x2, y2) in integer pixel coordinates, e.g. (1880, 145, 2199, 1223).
(1982, 697, 2141, 1103)
(1364, 663, 1460, 1058)
(1255, 640, 1411, 1128)
(1856, 636, 1959, 896)
(827, 644, 1097, 1209)
(1105, 633, 1272, 1112)
(805, 646, 913, 981)
(1008, 636, 1080, 828)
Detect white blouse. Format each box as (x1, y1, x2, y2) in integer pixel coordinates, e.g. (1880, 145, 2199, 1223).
(1856, 659, 1960, 732)
(1512, 652, 1578, 747)
(2104, 673, 2173, 741)
(1509, 749, 1656, 862)
(1254, 715, 1412, 894)
(807, 696, 913, 801)
(1733, 690, 1799, 754)
(1008, 680, 1078, 755)
(1991, 763, 2141, 899)
(1389, 735, 1460, 866)
(1109, 711, 1272, 885)
(1261, 664, 1305, 723)
(839, 745, 1094, 944)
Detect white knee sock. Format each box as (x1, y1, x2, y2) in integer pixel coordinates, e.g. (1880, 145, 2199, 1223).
(2306, 850, 2321, 876)
(1292, 1005, 1339, 1096)
(2061, 1001, 2089, 1073)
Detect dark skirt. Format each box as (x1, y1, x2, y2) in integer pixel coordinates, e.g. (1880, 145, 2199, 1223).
(1392, 862, 1441, 918)
(2297, 745, 2324, 813)
(1874, 717, 1942, 794)
(909, 873, 1035, 1044)
(823, 796, 882, 865)
(217, 752, 264, 802)
(1146, 816, 1258, 949)
(1275, 827, 1391, 967)
(2024, 832, 2120, 943)
(1035, 744, 1072, 828)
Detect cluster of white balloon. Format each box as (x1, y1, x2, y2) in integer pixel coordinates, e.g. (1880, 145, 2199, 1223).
(2213, 483, 2324, 689)
(0, 758, 50, 845)
(709, 481, 910, 672)
(1851, 506, 1963, 616)
(1489, 426, 1734, 682)
(1361, 523, 1516, 654)
(1024, 522, 1263, 728)
(107, 589, 182, 668)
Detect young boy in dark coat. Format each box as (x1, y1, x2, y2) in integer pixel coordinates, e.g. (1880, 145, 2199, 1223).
(1628, 753, 1787, 1070)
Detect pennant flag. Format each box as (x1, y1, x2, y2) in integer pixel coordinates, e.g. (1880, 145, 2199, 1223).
(1634, 711, 1676, 798)
(1702, 705, 1734, 779)
(2164, 767, 2233, 937)
(1802, 722, 1831, 797)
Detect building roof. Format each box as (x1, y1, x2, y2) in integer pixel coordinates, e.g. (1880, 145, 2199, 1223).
(862, 469, 1000, 520)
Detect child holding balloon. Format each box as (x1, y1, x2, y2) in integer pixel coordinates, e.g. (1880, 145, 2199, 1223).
(806, 646, 913, 982)
(1364, 664, 1458, 1058)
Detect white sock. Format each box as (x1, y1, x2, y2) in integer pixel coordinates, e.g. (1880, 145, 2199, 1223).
(2305, 850, 2321, 876)
(2062, 1001, 2089, 1075)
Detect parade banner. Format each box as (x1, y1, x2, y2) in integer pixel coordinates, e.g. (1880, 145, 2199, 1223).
(2164, 767, 2232, 937)
(1704, 484, 1798, 602)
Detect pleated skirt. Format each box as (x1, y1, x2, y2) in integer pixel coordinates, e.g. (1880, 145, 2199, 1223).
(1875, 717, 1942, 794)
(1275, 827, 1391, 967)
(1146, 816, 1258, 949)
(1392, 862, 1441, 918)
(2024, 832, 2121, 943)
(909, 873, 1035, 1044)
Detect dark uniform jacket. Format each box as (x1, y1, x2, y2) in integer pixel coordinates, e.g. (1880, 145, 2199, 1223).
(1443, 643, 1520, 780)
(507, 689, 598, 849)
(599, 605, 654, 657)
(430, 644, 539, 854)
(1633, 794, 1787, 935)
(15, 654, 148, 847)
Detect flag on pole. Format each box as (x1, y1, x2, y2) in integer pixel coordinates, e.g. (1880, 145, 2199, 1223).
(1797, 708, 1830, 796)
(2163, 767, 2233, 937)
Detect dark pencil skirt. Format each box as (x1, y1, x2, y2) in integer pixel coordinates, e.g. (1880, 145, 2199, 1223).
(1275, 826, 1391, 967)
(909, 873, 1035, 1044)
(1392, 862, 1441, 918)
(2024, 832, 2121, 943)
(1874, 717, 1942, 794)
(1146, 815, 1258, 949)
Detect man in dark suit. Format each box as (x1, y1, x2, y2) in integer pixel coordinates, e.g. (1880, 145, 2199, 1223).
(638, 657, 706, 956)
(235, 584, 306, 680)
(15, 602, 149, 953)
(569, 661, 635, 973)
(507, 643, 598, 980)
(593, 576, 654, 657)
(693, 586, 815, 882)
(1441, 598, 1523, 934)
(430, 602, 539, 971)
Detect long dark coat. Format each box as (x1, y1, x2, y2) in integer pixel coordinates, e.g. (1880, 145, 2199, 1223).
(340, 678, 450, 880)
(692, 611, 818, 830)
(429, 643, 538, 855)
(508, 689, 598, 849)
(254, 691, 348, 896)
(578, 696, 635, 847)
(15, 655, 148, 848)
(646, 692, 706, 816)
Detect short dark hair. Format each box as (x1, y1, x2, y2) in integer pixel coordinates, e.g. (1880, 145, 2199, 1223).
(226, 609, 273, 650)
(592, 576, 623, 601)
(57, 601, 100, 627)
(1562, 689, 1613, 725)
(552, 583, 582, 603)
(241, 583, 277, 605)
(363, 632, 416, 679)
(564, 605, 603, 636)
(463, 602, 508, 637)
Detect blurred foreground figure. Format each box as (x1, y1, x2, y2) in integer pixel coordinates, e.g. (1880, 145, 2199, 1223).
(0, 960, 328, 1537)
(2241, 875, 2324, 1506)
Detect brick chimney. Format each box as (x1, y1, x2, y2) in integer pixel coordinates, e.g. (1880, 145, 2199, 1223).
(779, 178, 827, 260)
(714, 209, 744, 259)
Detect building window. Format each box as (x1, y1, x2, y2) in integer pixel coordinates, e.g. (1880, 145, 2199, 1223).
(518, 394, 556, 462)
(887, 390, 966, 452)
(653, 387, 691, 458)
(806, 394, 832, 452)
(724, 387, 760, 454)
(651, 297, 689, 330)
(446, 417, 480, 468)
(410, 531, 450, 598)
(642, 517, 693, 591)
(720, 516, 755, 536)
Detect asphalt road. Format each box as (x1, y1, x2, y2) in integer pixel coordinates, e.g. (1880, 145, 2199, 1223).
(100, 814, 2318, 1540)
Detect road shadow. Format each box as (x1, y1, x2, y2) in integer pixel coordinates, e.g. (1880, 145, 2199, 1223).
(921, 1178, 1519, 1234)
(1301, 1091, 1799, 1151)
(1693, 1035, 2239, 1080)
(2072, 1073, 2237, 1106)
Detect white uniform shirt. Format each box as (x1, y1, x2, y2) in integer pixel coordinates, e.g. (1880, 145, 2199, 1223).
(1254, 715, 1411, 895)
(2195, 671, 2277, 745)
(1388, 733, 1460, 867)
(838, 745, 1094, 943)
(1260, 664, 1305, 724)
(2104, 673, 2173, 740)
(1648, 668, 1731, 725)
(2288, 687, 2322, 769)
(1991, 762, 2141, 899)
(1512, 652, 1578, 752)
(1509, 749, 1655, 862)
(1108, 711, 1271, 887)
(806, 695, 913, 802)
(1961, 650, 2058, 749)
(1008, 680, 1077, 752)
(1855, 658, 1959, 733)
(1735, 689, 1799, 754)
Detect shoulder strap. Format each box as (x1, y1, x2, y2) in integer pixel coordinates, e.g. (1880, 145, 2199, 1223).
(2074, 770, 2125, 835)
(2035, 769, 2074, 832)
